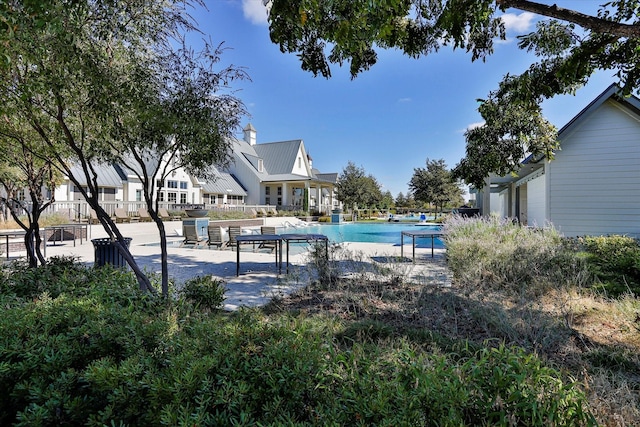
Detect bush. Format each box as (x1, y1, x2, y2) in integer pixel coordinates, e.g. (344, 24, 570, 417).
(180, 275, 226, 310)
(443, 215, 589, 296)
(0, 258, 596, 426)
(578, 235, 640, 296)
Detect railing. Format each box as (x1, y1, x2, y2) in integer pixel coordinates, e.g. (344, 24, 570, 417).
(27, 201, 338, 221)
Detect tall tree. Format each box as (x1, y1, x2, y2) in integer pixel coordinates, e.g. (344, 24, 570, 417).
(409, 158, 463, 217)
(264, 1, 640, 186)
(0, 1, 247, 295)
(335, 161, 383, 210)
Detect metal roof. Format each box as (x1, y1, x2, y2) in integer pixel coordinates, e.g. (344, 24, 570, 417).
(68, 163, 124, 188)
(253, 140, 303, 175)
(201, 172, 247, 196)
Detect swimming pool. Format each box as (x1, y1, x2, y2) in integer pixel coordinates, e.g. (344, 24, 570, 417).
(286, 222, 444, 248)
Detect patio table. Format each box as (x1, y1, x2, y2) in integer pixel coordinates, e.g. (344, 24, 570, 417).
(235, 234, 282, 276)
(279, 233, 328, 273)
(400, 229, 443, 261)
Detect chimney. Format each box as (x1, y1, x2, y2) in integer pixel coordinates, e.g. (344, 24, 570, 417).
(243, 123, 257, 146)
(307, 153, 313, 168)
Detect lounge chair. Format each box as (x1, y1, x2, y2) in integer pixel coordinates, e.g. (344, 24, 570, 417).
(227, 225, 241, 248)
(257, 226, 277, 253)
(182, 224, 205, 246)
(207, 225, 227, 249)
(138, 208, 152, 222)
(114, 208, 132, 223)
(89, 209, 100, 225)
(159, 208, 181, 221)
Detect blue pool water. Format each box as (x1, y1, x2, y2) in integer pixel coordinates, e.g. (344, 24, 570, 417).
(287, 222, 444, 248)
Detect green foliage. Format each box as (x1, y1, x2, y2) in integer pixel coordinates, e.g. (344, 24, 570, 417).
(443, 215, 590, 296)
(335, 161, 383, 210)
(180, 275, 226, 310)
(409, 158, 463, 214)
(578, 235, 640, 296)
(0, 258, 596, 425)
(266, 1, 640, 186)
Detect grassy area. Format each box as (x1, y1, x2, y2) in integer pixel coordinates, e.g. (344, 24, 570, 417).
(0, 216, 638, 425)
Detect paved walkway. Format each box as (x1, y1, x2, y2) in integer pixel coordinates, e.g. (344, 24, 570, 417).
(7, 218, 450, 310)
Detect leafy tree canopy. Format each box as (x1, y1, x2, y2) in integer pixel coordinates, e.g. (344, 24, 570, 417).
(265, 1, 640, 187)
(409, 158, 463, 214)
(335, 161, 383, 209)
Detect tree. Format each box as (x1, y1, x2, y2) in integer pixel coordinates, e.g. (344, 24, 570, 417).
(335, 161, 383, 210)
(0, 121, 62, 267)
(264, 1, 640, 186)
(0, 0, 247, 295)
(409, 158, 463, 217)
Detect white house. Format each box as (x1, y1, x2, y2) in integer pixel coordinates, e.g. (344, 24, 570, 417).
(227, 124, 339, 213)
(478, 84, 640, 237)
(46, 124, 337, 215)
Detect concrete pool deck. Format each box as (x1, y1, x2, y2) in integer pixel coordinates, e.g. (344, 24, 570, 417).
(11, 218, 450, 310)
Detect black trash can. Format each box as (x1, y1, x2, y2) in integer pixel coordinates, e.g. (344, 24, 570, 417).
(91, 237, 132, 268)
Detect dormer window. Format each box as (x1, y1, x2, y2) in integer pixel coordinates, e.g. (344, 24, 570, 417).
(258, 159, 263, 172)
(298, 157, 302, 168)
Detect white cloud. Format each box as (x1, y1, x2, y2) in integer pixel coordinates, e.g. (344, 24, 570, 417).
(458, 121, 485, 133)
(500, 12, 536, 33)
(243, 0, 268, 25)
(398, 97, 412, 103)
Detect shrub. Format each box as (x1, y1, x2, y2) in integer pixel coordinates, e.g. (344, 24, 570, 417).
(0, 257, 597, 426)
(578, 235, 640, 296)
(443, 215, 590, 296)
(180, 275, 226, 310)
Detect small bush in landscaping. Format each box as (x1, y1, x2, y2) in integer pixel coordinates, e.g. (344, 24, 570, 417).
(180, 275, 226, 310)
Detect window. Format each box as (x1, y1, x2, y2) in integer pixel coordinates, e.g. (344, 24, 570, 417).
(277, 197, 282, 206)
(157, 191, 164, 202)
(265, 187, 270, 195)
(180, 193, 187, 204)
(277, 187, 282, 196)
(167, 180, 178, 189)
(258, 159, 264, 172)
(265, 197, 270, 205)
(298, 157, 302, 168)
(135, 189, 142, 202)
(168, 192, 177, 203)
(180, 181, 188, 189)
(156, 179, 163, 189)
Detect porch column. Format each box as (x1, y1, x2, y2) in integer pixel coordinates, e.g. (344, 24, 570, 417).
(482, 177, 491, 216)
(315, 184, 321, 212)
(282, 182, 289, 207)
(302, 181, 311, 209)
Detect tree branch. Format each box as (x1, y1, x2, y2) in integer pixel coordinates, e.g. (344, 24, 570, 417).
(498, 0, 640, 38)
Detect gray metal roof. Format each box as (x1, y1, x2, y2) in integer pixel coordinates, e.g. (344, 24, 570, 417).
(314, 172, 338, 184)
(68, 163, 124, 188)
(253, 140, 303, 175)
(201, 171, 247, 196)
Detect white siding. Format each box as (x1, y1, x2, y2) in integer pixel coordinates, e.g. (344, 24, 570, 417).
(526, 175, 546, 228)
(229, 159, 261, 205)
(498, 190, 509, 217)
(549, 100, 640, 237)
(489, 193, 502, 215)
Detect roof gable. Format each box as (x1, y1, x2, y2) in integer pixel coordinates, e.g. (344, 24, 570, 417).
(558, 84, 640, 138)
(254, 140, 306, 175)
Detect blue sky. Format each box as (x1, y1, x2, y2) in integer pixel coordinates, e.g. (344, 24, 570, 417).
(190, 1, 614, 198)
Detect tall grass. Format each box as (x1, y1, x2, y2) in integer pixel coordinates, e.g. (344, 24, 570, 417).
(443, 214, 590, 297)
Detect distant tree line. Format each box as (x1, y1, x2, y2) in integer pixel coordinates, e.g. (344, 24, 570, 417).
(335, 159, 464, 215)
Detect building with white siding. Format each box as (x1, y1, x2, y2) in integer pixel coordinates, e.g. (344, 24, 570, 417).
(478, 84, 640, 237)
(227, 124, 339, 214)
